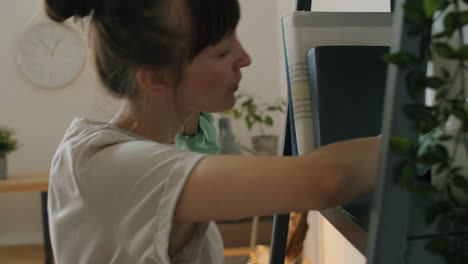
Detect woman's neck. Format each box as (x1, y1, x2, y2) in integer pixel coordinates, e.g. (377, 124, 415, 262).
(109, 99, 192, 144)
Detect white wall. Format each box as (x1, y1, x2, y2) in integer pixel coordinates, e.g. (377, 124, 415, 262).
(229, 0, 286, 149)
(0, 0, 118, 245)
(0, 0, 284, 245)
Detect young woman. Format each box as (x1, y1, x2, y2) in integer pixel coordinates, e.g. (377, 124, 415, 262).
(45, 0, 380, 263)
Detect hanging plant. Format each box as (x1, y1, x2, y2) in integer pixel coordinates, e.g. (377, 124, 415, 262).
(384, 0, 468, 261)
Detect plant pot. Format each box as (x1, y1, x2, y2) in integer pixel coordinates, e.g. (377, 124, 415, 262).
(251, 135, 278, 156)
(218, 117, 242, 155)
(431, 116, 468, 206)
(0, 156, 6, 180)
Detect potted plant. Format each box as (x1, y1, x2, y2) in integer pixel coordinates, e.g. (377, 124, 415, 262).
(384, 0, 468, 261)
(223, 93, 286, 155)
(0, 126, 18, 180)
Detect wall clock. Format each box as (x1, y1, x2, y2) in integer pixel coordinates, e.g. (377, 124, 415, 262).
(16, 22, 86, 89)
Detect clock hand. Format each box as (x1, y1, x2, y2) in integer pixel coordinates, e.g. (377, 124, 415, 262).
(38, 39, 53, 56)
(51, 39, 62, 57)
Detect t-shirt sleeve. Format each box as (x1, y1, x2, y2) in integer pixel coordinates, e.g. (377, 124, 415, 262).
(76, 139, 209, 263)
(152, 147, 210, 262)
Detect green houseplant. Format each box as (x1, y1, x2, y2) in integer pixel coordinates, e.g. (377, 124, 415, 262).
(223, 93, 286, 155)
(384, 0, 468, 261)
(0, 126, 18, 180)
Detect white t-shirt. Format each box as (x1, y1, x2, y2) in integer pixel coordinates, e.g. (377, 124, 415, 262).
(48, 117, 224, 264)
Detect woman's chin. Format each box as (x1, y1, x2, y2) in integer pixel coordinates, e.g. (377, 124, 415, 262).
(198, 105, 232, 114)
(224, 98, 236, 111)
(198, 95, 236, 113)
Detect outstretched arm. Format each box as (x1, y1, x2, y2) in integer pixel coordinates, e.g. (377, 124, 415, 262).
(174, 136, 380, 223)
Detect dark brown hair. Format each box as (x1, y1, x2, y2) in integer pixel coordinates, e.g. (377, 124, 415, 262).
(44, 0, 240, 98)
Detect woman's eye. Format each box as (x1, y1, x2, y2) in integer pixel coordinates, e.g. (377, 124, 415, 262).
(218, 49, 231, 58)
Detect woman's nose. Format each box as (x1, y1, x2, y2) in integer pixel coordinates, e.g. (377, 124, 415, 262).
(239, 46, 252, 68)
(234, 39, 252, 69)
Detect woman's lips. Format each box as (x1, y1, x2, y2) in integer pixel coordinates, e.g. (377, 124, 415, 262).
(230, 85, 239, 92)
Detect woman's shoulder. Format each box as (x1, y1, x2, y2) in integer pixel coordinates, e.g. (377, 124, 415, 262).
(60, 117, 175, 152)
(51, 117, 206, 191)
(53, 117, 190, 178)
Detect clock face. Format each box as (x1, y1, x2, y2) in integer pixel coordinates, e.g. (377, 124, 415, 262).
(17, 22, 85, 89)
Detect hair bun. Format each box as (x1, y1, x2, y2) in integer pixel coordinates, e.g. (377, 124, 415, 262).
(45, 0, 96, 22)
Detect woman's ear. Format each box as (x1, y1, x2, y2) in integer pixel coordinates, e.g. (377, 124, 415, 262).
(135, 66, 172, 96)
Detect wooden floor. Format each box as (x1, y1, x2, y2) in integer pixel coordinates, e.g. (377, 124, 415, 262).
(0, 244, 249, 264)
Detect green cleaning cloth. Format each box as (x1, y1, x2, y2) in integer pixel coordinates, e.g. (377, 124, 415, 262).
(176, 112, 221, 154)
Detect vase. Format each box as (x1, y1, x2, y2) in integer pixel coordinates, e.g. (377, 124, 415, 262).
(251, 135, 278, 156)
(431, 115, 468, 205)
(0, 156, 6, 180)
(218, 117, 242, 155)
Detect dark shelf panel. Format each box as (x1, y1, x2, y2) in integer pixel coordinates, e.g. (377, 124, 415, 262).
(320, 208, 368, 255)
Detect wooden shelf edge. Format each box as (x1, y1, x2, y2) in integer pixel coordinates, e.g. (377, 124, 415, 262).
(0, 244, 45, 263)
(0, 173, 49, 193)
(224, 247, 250, 257)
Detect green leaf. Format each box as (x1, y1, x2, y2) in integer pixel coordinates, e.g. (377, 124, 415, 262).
(391, 136, 415, 155)
(399, 163, 417, 187)
(451, 175, 468, 193)
(244, 115, 253, 130)
(0, 127, 18, 156)
(435, 163, 448, 174)
(425, 239, 452, 256)
(383, 52, 418, 68)
(421, 120, 439, 133)
(438, 134, 453, 141)
(453, 45, 468, 59)
(450, 166, 462, 174)
(264, 116, 273, 126)
(242, 98, 253, 107)
(267, 106, 285, 113)
(458, 11, 468, 26)
(404, 0, 427, 23)
(404, 104, 437, 132)
(411, 183, 437, 198)
(441, 68, 451, 80)
(433, 144, 449, 163)
(440, 11, 468, 37)
(246, 104, 256, 114)
(436, 86, 450, 100)
(444, 11, 459, 36)
(433, 42, 455, 58)
(419, 148, 440, 165)
(253, 114, 262, 122)
(432, 30, 450, 39)
(233, 109, 242, 119)
(423, 0, 447, 18)
(453, 105, 468, 121)
(425, 76, 445, 89)
(235, 94, 245, 100)
(267, 106, 279, 111)
(406, 71, 427, 99)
